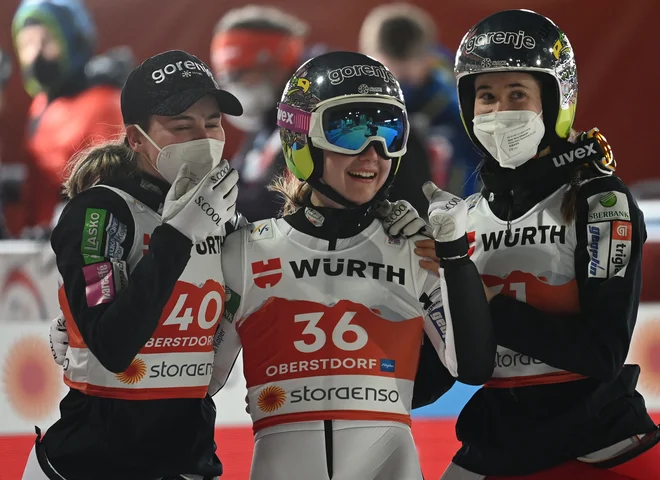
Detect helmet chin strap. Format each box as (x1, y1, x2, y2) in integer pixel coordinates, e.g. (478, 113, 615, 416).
(309, 178, 361, 209)
(306, 141, 397, 211)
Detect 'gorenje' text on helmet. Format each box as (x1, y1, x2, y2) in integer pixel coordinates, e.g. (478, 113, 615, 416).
(455, 10, 577, 155)
(277, 51, 409, 208)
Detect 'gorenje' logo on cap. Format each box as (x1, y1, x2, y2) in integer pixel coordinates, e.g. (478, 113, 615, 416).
(465, 30, 536, 54)
(151, 60, 215, 84)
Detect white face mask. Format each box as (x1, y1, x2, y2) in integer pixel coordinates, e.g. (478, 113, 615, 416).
(222, 81, 275, 133)
(472, 110, 545, 169)
(135, 125, 225, 184)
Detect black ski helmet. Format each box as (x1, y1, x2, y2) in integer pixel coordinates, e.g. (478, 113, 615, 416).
(277, 51, 409, 208)
(455, 10, 577, 154)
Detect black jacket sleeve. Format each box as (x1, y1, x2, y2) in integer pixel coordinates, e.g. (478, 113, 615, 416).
(441, 254, 496, 385)
(489, 175, 644, 381)
(52, 187, 192, 373)
(412, 236, 495, 406)
(412, 333, 456, 409)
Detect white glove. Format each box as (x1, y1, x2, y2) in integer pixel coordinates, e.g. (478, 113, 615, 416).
(49, 313, 69, 366)
(422, 181, 468, 243)
(163, 160, 239, 243)
(376, 199, 431, 238)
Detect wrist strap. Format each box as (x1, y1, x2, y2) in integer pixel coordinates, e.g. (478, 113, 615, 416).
(435, 234, 469, 260)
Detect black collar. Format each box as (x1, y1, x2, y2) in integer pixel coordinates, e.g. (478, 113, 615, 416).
(284, 195, 375, 242)
(105, 172, 170, 214)
(478, 148, 584, 222)
(482, 152, 576, 194)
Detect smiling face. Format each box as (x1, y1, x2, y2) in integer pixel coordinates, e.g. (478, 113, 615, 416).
(310, 145, 392, 208)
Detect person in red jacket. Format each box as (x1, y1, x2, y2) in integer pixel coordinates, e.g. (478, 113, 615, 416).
(12, 0, 134, 238)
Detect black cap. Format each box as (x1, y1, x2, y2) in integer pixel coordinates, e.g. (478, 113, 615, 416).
(121, 50, 243, 125)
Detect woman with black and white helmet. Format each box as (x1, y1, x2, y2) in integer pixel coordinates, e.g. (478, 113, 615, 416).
(426, 9, 660, 480)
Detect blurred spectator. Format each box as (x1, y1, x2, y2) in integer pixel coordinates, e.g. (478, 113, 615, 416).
(0, 49, 13, 238)
(359, 3, 482, 200)
(211, 4, 312, 220)
(11, 0, 135, 239)
(0, 49, 10, 113)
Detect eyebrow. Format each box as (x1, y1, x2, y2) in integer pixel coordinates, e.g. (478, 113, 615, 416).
(475, 82, 531, 92)
(167, 111, 222, 122)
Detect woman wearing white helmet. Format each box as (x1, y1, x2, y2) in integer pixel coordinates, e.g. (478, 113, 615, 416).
(428, 9, 660, 480)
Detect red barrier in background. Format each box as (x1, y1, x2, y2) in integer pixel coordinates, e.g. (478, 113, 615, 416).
(0, 0, 659, 234)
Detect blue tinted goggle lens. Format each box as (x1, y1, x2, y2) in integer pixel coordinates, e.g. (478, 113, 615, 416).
(321, 103, 407, 154)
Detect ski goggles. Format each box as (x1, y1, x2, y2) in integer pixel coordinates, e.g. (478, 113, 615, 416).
(277, 96, 409, 158)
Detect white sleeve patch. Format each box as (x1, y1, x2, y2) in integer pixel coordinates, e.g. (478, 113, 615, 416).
(586, 219, 633, 279)
(586, 191, 630, 223)
(248, 219, 274, 242)
(585, 191, 634, 279)
(110, 259, 129, 292)
(586, 222, 610, 278)
(104, 214, 128, 258)
(610, 221, 633, 277)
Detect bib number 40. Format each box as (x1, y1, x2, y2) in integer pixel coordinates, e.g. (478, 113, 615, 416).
(162, 281, 225, 331)
(294, 311, 368, 353)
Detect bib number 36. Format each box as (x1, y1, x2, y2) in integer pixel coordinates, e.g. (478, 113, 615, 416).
(293, 311, 368, 353)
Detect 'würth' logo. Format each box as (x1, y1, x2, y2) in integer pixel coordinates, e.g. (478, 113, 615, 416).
(252, 258, 283, 288)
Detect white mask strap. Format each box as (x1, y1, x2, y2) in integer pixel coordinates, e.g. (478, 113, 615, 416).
(134, 124, 163, 153)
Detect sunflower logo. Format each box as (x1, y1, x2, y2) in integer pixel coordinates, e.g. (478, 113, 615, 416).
(2, 335, 63, 421)
(630, 321, 660, 397)
(115, 358, 147, 385)
(257, 385, 286, 413)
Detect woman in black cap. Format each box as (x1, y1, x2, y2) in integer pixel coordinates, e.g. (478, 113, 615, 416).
(22, 49, 243, 480)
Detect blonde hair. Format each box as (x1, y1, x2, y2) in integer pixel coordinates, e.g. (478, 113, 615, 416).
(63, 138, 139, 199)
(268, 171, 312, 215)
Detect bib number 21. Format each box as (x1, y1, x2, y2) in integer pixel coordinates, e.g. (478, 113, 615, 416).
(491, 281, 527, 302)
